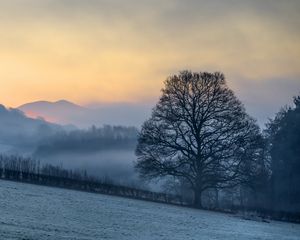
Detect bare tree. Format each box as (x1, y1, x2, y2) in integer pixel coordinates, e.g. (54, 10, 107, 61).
(135, 71, 260, 207)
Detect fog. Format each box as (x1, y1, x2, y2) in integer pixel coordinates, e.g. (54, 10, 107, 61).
(0, 104, 62, 153)
(19, 100, 153, 128)
(37, 150, 138, 186)
(0, 104, 139, 186)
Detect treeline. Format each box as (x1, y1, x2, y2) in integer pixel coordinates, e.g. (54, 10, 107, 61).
(191, 96, 300, 222)
(228, 96, 300, 219)
(0, 154, 183, 205)
(35, 125, 138, 155)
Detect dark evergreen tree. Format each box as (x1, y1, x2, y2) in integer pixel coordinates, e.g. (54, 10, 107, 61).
(266, 95, 300, 212)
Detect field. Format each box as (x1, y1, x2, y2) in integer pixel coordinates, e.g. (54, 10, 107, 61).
(0, 180, 300, 240)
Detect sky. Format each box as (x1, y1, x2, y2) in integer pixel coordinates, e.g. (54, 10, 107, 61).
(0, 0, 299, 125)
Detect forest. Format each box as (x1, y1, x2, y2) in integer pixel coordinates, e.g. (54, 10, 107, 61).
(35, 125, 138, 155)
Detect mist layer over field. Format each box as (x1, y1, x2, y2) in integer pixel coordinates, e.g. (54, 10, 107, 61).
(39, 150, 138, 185)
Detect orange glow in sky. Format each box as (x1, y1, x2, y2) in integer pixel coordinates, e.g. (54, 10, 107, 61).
(0, 0, 299, 110)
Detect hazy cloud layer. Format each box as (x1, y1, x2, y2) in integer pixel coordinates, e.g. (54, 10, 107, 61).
(0, 0, 299, 125)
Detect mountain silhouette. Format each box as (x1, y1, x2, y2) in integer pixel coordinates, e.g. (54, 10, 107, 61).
(19, 100, 90, 127)
(18, 100, 152, 128)
(0, 104, 62, 153)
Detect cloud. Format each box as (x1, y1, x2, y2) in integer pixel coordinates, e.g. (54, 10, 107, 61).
(0, 0, 299, 125)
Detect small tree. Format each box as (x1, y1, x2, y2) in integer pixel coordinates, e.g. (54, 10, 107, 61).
(135, 71, 260, 207)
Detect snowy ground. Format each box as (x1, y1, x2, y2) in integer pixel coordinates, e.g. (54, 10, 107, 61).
(0, 180, 300, 240)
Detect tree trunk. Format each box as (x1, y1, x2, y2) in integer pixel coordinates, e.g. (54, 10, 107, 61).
(193, 188, 203, 208)
(240, 187, 244, 208)
(215, 188, 219, 209)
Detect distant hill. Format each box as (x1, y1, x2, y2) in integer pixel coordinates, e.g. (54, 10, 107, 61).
(18, 100, 89, 127)
(0, 104, 63, 153)
(18, 100, 152, 128)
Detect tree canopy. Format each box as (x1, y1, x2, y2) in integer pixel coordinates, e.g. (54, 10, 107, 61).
(135, 71, 261, 207)
(266, 95, 300, 211)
